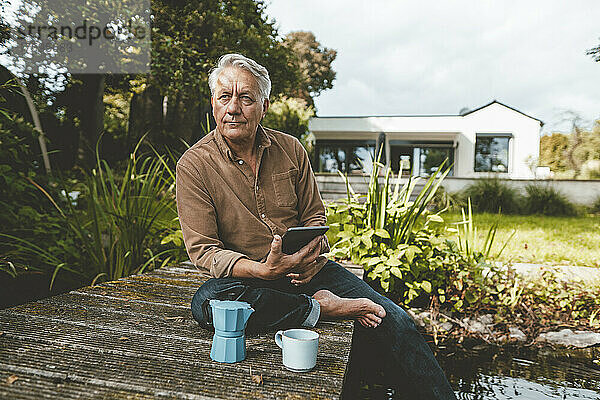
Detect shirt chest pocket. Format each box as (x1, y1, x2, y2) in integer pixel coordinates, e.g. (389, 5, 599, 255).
(272, 169, 298, 207)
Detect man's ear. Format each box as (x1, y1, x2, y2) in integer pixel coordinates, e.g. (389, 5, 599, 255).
(262, 98, 270, 118)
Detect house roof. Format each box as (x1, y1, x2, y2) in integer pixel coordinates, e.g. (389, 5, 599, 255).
(314, 100, 544, 126)
(462, 100, 544, 126)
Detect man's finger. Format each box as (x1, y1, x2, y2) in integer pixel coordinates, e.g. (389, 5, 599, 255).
(291, 257, 327, 285)
(295, 237, 321, 264)
(297, 236, 321, 256)
(270, 234, 283, 254)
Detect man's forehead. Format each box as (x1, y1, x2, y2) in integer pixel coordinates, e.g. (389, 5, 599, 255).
(215, 67, 259, 91)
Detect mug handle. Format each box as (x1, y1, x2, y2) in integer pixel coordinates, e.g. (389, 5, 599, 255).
(275, 330, 284, 349)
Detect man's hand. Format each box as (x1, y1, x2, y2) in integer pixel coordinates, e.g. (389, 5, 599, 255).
(260, 234, 323, 281)
(286, 254, 327, 286)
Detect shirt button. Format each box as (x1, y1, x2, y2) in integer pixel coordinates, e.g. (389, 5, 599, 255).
(261, 213, 266, 219)
(238, 160, 243, 165)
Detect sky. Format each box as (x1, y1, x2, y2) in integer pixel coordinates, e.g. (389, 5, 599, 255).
(265, 0, 599, 135)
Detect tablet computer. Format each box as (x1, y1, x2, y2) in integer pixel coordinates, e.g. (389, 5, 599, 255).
(281, 226, 329, 255)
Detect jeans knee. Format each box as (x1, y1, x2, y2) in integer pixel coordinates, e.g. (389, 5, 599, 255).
(191, 280, 215, 325)
(380, 299, 418, 333)
(190, 278, 250, 326)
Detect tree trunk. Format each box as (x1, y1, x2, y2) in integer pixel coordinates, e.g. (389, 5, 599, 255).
(68, 73, 106, 167)
(0, 66, 51, 173)
(164, 89, 202, 145)
(19, 83, 51, 173)
(127, 85, 163, 149)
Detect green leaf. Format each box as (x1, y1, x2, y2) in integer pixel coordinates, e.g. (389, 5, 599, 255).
(373, 263, 386, 274)
(427, 214, 444, 223)
(385, 257, 401, 267)
(405, 247, 418, 263)
(408, 288, 418, 300)
(374, 229, 390, 239)
(390, 267, 402, 279)
(336, 230, 354, 239)
(361, 235, 372, 248)
(421, 281, 432, 293)
(366, 257, 382, 266)
(381, 279, 390, 291)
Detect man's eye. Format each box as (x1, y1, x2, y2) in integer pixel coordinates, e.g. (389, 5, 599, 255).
(241, 96, 254, 104)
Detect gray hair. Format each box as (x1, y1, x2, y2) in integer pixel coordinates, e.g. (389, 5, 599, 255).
(208, 54, 271, 102)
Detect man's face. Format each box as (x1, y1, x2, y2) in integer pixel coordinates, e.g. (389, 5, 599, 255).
(211, 67, 269, 145)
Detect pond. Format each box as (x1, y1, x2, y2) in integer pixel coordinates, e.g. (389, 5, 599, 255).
(438, 344, 600, 400)
(352, 341, 600, 399)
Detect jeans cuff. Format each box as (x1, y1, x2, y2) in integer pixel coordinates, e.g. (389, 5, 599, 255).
(302, 297, 321, 327)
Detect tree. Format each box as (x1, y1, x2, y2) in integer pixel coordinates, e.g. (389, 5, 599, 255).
(262, 96, 315, 140)
(540, 120, 600, 179)
(139, 0, 300, 146)
(283, 31, 337, 108)
(539, 132, 569, 172)
(587, 38, 600, 61)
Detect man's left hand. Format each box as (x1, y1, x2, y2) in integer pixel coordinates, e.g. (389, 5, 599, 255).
(287, 255, 328, 286)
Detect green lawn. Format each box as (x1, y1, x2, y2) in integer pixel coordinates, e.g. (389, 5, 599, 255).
(441, 212, 600, 268)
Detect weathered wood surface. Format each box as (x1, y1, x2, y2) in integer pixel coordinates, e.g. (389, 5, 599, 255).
(0, 264, 353, 399)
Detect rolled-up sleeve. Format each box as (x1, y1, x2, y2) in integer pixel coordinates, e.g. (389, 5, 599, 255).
(176, 161, 247, 278)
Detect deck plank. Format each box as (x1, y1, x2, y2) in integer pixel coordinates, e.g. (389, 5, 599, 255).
(0, 264, 353, 399)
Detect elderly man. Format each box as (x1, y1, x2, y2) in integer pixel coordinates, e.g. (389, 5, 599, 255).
(176, 53, 456, 399)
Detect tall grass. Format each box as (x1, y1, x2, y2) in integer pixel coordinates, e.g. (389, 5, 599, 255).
(328, 156, 452, 294)
(339, 156, 451, 248)
(1, 138, 180, 288)
(523, 184, 577, 216)
(452, 198, 514, 265)
(461, 178, 521, 214)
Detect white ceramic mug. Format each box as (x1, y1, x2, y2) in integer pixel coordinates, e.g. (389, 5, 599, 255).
(275, 329, 319, 372)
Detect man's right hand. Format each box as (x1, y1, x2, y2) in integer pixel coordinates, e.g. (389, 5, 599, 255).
(260, 234, 322, 280)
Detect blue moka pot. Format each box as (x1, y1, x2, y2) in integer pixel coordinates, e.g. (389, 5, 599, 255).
(209, 300, 254, 363)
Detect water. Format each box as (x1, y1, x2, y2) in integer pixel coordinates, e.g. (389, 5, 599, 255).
(352, 342, 600, 399)
(437, 344, 600, 400)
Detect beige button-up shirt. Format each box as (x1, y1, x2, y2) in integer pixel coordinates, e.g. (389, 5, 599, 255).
(176, 126, 327, 278)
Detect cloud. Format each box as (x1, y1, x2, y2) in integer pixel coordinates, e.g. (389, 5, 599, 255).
(267, 0, 600, 133)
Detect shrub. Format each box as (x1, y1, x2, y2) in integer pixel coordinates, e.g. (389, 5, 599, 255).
(0, 114, 72, 279)
(523, 184, 577, 216)
(592, 195, 600, 214)
(429, 186, 463, 212)
(2, 137, 183, 288)
(580, 159, 600, 180)
(462, 178, 521, 214)
(327, 158, 460, 305)
(326, 160, 513, 312)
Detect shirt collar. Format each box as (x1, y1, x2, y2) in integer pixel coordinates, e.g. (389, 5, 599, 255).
(214, 124, 272, 162)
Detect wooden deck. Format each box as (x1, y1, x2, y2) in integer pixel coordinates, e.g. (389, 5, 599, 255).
(0, 264, 354, 399)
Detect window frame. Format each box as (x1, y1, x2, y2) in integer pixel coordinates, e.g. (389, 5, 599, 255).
(474, 133, 512, 173)
(314, 140, 376, 174)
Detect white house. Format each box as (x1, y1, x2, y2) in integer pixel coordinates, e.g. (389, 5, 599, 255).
(308, 100, 543, 179)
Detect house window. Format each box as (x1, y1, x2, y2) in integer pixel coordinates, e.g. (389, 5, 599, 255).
(390, 141, 454, 176)
(419, 147, 454, 176)
(474, 134, 511, 173)
(315, 140, 376, 174)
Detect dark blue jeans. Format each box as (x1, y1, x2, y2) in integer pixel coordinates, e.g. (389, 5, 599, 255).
(191, 260, 456, 400)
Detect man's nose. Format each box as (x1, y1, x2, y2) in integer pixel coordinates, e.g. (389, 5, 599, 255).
(226, 96, 242, 114)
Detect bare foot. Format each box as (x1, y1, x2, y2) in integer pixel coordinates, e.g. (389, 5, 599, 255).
(313, 290, 386, 328)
